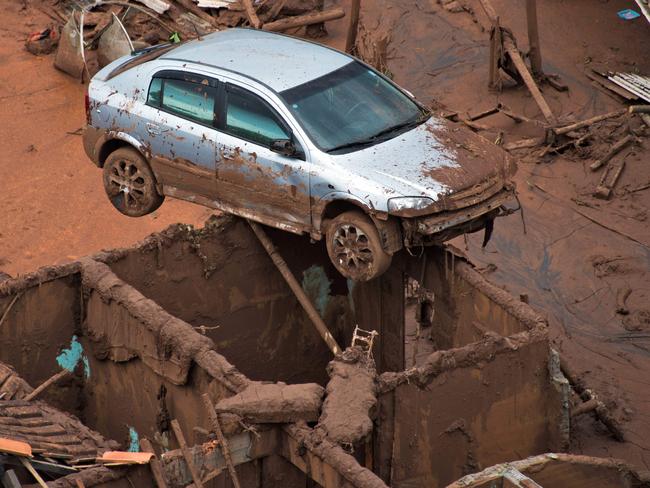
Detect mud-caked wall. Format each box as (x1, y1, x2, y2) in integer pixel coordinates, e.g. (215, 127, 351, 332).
(101, 217, 358, 385)
(404, 246, 531, 350)
(0, 264, 85, 416)
(374, 246, 566, 487)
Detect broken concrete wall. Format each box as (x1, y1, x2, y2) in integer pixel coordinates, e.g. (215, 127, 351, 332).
(99, 217, 357, 385)
(404, 246, 534, 350)
(372, 246, 565, 487)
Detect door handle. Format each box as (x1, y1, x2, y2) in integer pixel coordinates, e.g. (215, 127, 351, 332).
(146, 123, 168, 135)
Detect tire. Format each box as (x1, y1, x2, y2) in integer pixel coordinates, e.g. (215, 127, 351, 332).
(326, 210, 392, 282)
(102, 147, 164, 217)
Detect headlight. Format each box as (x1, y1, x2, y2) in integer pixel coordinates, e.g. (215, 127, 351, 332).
(387, 197, 435, 215)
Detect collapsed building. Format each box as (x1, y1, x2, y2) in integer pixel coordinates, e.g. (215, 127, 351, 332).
(0, 216, 647, 487)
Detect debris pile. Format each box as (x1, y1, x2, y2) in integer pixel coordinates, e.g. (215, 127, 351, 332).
(32, 0, 345, 79)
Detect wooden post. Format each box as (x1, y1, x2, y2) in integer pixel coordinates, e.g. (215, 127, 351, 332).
(140, 438, 169, 488)
(525, 0, 543, 77)
(488, 16, 501, 88)
(248, 221, 342, 355)
(478, 0, 556, 124)
(170, 420, 205, 488)
(201, 394, 241, 488)
(345, 0, 361, 54)
(241, 0, 262, 29)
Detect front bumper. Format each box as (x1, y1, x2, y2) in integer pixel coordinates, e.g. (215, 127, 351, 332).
(401, 187, 517, 245)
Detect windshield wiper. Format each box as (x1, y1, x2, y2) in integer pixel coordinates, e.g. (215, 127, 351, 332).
(326, 113, 430, 154)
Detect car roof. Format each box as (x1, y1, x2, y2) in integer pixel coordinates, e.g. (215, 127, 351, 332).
(160, 28, 352, 92)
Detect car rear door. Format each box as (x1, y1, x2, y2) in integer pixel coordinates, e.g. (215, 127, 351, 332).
(143, 70, 220, 198)
(213, 82, 311, 230)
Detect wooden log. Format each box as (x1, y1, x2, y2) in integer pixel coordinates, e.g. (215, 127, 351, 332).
(241, 0, 262, 28)
(170, 420, 204, 488)
(629, 105, 650, 114)
(503, 137, 544, 151)
(525, 0, 543, 77)
(590, 134, 633, 171)
(24, 371, 71, 402)
(345, 0, 361, 54)
(248, 221, 342, 355)
(173, 0, 219, 27)
(201, 394, 241, 488)
(263, 7, 345, 32)
(554, 109, 626, 136)
(140, 438, 169, 488)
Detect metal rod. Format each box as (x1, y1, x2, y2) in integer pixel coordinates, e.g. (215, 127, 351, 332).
(248, 220, 342, 355)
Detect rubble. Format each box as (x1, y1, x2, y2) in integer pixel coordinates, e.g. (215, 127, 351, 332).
(317, 347, 377, 446)
(214, 382, 324, 423)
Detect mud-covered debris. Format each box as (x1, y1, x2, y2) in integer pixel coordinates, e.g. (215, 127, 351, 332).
(317, 347, 377, 445)
(215, 381, 324, 423)
(25, 27, 58, 55)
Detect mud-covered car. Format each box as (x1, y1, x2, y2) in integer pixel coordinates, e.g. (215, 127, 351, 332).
(83, 28, 516, 281)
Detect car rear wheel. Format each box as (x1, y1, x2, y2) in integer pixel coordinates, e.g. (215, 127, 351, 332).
(326, 210, 392, 282)
(102, 147, 163, 217)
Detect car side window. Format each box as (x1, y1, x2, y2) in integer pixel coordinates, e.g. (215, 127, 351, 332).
(147, 76, 217, 126)
(225, 85, 290, 147)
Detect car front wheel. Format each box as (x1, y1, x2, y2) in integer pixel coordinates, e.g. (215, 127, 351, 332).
(326, 210, 392, 282)
(102, 147, 164, 217)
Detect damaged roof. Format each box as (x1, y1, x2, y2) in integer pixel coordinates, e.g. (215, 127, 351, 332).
(161, 28, 352, 92)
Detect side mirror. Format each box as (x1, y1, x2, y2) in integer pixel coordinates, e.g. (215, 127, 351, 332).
(270, 139, 297, 157)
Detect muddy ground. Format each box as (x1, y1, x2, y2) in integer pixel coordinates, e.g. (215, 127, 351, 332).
(1, 0, 650, 478)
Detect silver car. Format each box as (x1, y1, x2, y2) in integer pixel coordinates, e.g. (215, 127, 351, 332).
(83, 28, 515, 281)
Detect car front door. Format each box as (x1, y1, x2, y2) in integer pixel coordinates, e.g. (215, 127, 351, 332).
(214, 82, 311, 230)
(142, 70, 220, 199)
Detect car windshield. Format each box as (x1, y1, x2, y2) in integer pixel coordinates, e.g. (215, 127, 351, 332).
(280, 62, 428, 153)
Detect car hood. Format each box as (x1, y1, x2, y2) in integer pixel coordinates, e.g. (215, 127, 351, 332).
(329, 117, 512, 206)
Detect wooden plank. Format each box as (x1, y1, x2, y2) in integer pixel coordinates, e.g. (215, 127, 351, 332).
(24, 371, 71, 402)
(140, 438, 169, 488)
(170, 419, 204, 488)
(201, 394, 240, 488)
(19, 458, 48, 488)
(525, 0, 543, 77)
(241, 0, 262, 28)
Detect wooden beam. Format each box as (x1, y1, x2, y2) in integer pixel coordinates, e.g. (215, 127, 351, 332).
(345, 0, 361, 53)
(140, 438, 169, 488)
(525, 0, 543, 77)
(241, 0, 262, 28)
(263, 7, 345, 32)
(478, 0, 555, 123)
(248, 221, 342, 355)
(170, 420, 204, 488)
(281, 425, 388, 488)
(24, 370, 71, 402)
(161, 429, 278, 486)
(201, 394, 241, 488)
